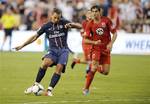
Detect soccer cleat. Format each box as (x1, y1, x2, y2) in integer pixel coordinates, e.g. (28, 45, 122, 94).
(71, 58, 80, 69)
(71, 61, 76, 69)
(24, 86, 33, 94)
(45, 90, 53, 96)
(82, 89, 89, 95)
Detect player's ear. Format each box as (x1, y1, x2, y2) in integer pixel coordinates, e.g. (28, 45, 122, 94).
(100, 8, 103, 16)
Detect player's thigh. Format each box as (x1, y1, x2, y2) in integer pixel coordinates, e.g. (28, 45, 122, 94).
(100, 54, 111, 74)
(99, 53, 110, 65)
(90, 50, 100, 71)
(58, 49, 69, 65)
(91, 50, 101, 62)
(91, 60, 99, 72)
(83, 47, 91, 61)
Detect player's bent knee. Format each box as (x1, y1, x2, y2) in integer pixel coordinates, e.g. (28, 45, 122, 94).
(41, 62, 50, 69)
(101, 69, 109, 75)
(102, 71, 109, 75)
(55, 64, 64, 74)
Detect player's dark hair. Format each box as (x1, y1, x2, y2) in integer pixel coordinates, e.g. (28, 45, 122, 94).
(91, 5, 101, 11)
(52, 8, 62, 15)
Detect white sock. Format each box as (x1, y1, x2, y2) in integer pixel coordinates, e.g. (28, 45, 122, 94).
(34, 82, 40, 85)
(48, 86, 53, 91)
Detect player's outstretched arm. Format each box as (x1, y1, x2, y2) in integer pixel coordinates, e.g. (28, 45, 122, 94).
(13, 34, 40, 51)
(65, 23, 82, 29)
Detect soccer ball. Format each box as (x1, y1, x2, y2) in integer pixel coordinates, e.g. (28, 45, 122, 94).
(32, 84, 44, 96)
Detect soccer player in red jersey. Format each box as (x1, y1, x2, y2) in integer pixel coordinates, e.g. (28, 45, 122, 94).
(82, 5, 117, 95)
(71, 10, 93, 71)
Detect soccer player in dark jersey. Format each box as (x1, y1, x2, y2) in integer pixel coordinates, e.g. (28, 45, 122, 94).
(82, 5, 117, 95)
(14, 8, 82, 96)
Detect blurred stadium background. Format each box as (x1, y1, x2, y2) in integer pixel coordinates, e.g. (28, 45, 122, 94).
(0, 0, 150, 104)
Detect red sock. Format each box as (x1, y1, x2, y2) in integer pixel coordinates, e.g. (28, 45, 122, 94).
(85, 71, 95, 89)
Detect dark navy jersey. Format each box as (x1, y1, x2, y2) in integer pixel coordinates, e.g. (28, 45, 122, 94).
(37, 19, 70, 49)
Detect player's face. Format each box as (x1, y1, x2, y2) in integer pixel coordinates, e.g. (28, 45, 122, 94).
(86, 11, 93, 20)
(91, 8, 101, 19)
(51, 13, 61, 23)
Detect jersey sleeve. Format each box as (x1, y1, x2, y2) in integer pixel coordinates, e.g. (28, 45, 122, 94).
(82, 20, 86, 30)
(107, 18, 116, 34)
(80, 21, 86, 36)
(63, 19, 71, 25)
(84, 21, 93, 38)
(36, 24, 47, 36)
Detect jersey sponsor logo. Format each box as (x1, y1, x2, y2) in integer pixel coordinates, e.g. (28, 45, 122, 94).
(48, 33, 65, 38)
(96, 28, 104, 35)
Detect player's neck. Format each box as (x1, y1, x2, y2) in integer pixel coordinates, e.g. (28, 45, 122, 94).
(94, 17, 101, 23)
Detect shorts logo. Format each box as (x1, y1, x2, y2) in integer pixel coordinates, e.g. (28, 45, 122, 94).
(96, 28, 104, 35)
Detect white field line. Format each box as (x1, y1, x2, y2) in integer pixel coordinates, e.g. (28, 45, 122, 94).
(23, 98, 150, 104)
(23, 102, 48, 104)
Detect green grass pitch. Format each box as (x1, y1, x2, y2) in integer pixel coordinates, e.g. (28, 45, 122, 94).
(0, 52, 150, 104)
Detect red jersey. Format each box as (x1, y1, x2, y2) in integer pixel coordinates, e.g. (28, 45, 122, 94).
(85, 16, 116, 51)
(82, 20, 88, 31)
(81, 20, 92, 47)
(81, 20, 92, 61)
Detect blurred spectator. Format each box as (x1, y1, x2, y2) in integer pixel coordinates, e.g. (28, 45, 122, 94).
(98, 0, 111, 16)
(0, 0, 149, 33)
(143, 1, 150, 33)
(25, 10, 36, 30)
(128, 0, 144, 33)
(16, 0, 25, 24)
(0, 7, 16, 51)
(0, 1, 6, 29)
(144, 1, 150, 19)
(57, 0, 74, 21)
(118, 0, 137, 32)
(108, 0, 120, 30)
(32, 12, 48, 30)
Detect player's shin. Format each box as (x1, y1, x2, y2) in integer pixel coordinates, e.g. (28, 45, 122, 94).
(45, 73, 61, 96)
(84, 65, 96, 90)
(35, 67, 47, 83)
(49, 73, 61, 90)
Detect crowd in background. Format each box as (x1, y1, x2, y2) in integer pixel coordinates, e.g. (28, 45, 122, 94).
(0, 0, 150, 33)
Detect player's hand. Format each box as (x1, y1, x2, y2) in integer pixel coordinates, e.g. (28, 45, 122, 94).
(13, 45, 23, 51)
(107, 42, 113, 51)
(94, 40, 101, 45)
(65, 23, 72, 28)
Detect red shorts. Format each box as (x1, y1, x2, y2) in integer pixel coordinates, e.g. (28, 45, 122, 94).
(91, 49, 110, 64)
(82, 43, 92, 61)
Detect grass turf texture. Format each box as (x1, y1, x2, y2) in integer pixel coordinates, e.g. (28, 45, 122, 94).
(0, 52, 150, 104)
